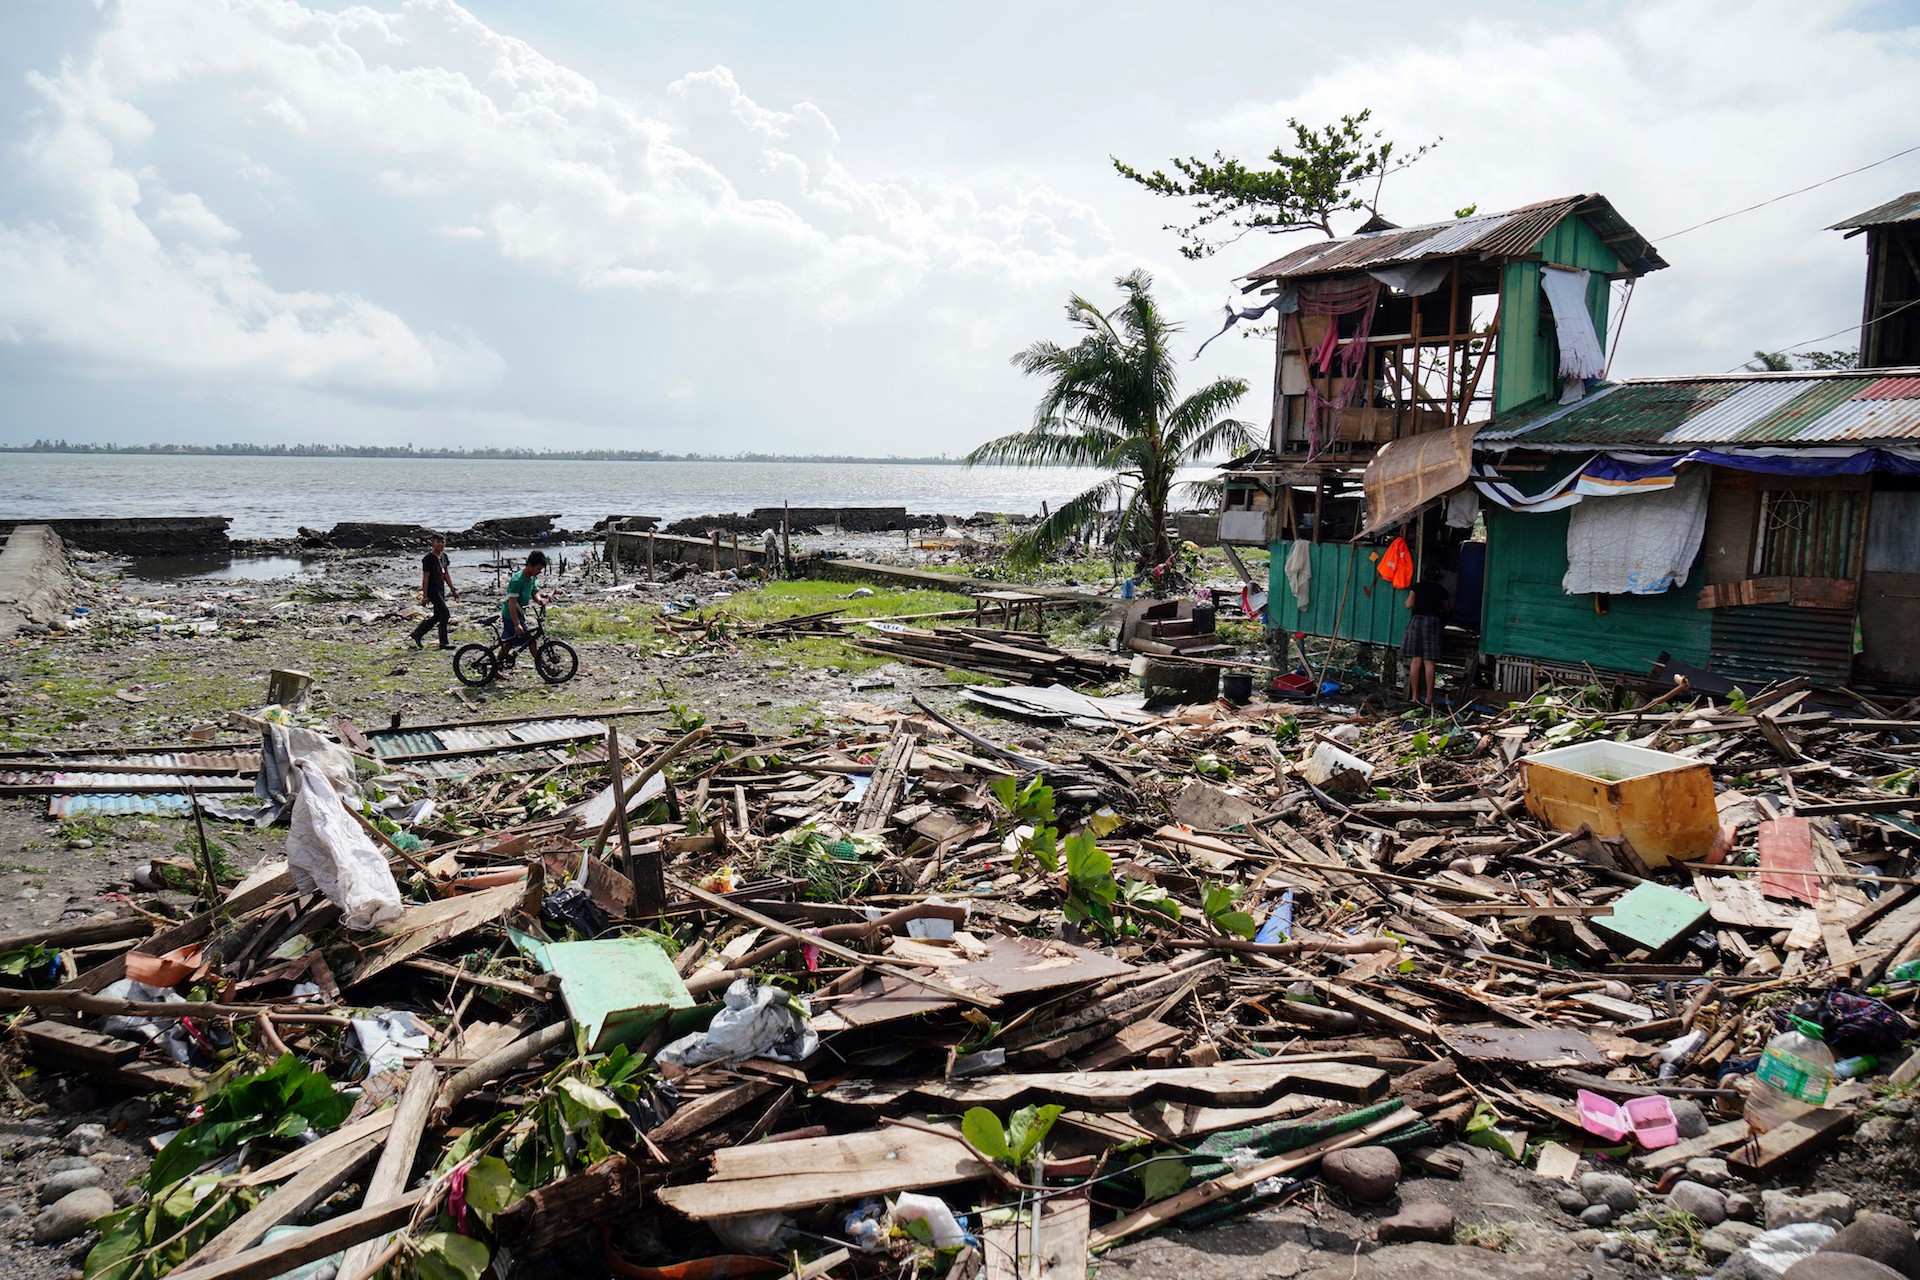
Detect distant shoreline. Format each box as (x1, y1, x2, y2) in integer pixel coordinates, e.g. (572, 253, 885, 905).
(2, 443, 992, 465)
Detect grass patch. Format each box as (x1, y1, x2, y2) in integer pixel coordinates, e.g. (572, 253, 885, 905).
(714, 579, 975, 624)
(56, 815, 121, 843)
(1455, 1223, 1518, 1252)
(548, 604, 657, 643)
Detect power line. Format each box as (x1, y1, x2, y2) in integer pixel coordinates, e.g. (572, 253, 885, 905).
(1720, 296, 1920, 374)
(1658, 143, 1920, 241)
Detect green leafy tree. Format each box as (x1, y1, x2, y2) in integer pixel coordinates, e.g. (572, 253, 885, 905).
(1112, 110, 1438, 258)
(1747, 348, 1859, 372)
(967, 271, 1253, 572)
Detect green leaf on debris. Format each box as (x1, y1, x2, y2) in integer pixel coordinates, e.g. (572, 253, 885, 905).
(415, 1231, 492, 1280)
(146, 1054, 352, 1191)
(1201, 882, 1256, 939)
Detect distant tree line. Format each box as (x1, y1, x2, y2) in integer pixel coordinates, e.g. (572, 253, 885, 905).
(3, 440, 974, 464)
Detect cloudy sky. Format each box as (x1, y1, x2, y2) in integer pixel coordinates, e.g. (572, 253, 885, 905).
(2, 0, 1917, 454)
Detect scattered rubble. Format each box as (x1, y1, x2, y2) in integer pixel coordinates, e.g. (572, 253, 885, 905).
(4, 544, 1920, 1279)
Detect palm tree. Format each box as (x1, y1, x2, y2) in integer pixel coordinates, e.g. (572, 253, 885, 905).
(967, 270, 1254, 575)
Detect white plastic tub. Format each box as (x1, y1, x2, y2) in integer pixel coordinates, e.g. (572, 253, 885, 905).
(1520, 741, 1718, 867)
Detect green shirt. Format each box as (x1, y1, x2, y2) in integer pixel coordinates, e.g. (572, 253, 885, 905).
(501, 571, 538, 622)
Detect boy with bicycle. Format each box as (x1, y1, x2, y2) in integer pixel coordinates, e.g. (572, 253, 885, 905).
(497, 550, 547, 669)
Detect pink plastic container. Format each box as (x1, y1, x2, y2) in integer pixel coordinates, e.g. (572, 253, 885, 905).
(1575, 1089, 1679, 1149)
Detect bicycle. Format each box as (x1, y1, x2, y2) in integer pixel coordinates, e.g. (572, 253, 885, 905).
(453, 602, 579, 687)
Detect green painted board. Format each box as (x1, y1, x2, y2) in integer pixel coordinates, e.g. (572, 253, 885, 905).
(542, 938, 694, 1053)
(1267, 539, 1407, 647)
(1593, 882, 1710, 954)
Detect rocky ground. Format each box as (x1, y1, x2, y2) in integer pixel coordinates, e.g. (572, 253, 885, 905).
(3, 546, 1919, 1280)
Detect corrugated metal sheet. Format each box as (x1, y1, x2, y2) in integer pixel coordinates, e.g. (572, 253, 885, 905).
(1829, 192, 1920, 231)
(1478, 370, 1920, 448)
(367, 719, 606, 759)
(1245, 193, 1665, 284)
(49, 794, 194, 818)
(1710, 605, 1855, 687)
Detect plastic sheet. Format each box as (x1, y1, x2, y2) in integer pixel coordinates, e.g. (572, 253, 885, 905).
(287, 757, 402, 931)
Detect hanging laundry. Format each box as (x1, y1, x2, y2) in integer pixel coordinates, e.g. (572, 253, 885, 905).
(1284, 538, 1313, 609)
(1539, 266, 1606, 393)
(1562, 469, 1708, 595)
(1377, 537, 1415, 590)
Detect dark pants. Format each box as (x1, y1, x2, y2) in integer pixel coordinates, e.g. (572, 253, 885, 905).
(412, 594, 450, 647)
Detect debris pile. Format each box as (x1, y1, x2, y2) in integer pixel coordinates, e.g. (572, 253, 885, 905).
(7, 670, 1920, 1278)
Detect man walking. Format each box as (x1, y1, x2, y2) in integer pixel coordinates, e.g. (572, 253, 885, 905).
(410, 534, 458, 650)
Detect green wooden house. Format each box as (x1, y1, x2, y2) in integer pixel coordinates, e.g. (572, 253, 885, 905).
(1225, 194, 1665, 652)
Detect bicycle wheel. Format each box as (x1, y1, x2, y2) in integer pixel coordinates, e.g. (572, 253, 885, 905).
(453, 643, 498, 687)
(534, 639, 579, 684)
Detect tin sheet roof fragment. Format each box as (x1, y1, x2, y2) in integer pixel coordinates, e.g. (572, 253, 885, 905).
(1476, 369, 1920, 448)
(1828, 191, 1920, 231)
(1243, 193, 1666, 285)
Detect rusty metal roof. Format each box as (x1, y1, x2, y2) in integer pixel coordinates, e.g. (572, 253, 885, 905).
(1477, 368, 1920, 447)
(1829, 191, 1920, 231)
(1243, 194, 1666, 285)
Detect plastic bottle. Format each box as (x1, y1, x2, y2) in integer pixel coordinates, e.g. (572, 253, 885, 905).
(1834, 1054, 1879, 1079)
(1888, 960, 1920, 982)
(1744, 1016, 1835, 1133)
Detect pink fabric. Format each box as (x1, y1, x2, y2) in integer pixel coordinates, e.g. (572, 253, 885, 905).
(1295, 281, 1380, 458)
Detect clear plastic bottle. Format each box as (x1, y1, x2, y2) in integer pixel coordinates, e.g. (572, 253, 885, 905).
(1744, 1016, 1835, 1133)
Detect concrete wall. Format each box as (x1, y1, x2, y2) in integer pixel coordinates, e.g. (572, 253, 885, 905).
(0, 516, 230, 557)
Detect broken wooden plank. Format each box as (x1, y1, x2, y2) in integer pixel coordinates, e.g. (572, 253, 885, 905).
(1727, 1108, 1853, 1177)
(827, 1058, 1388, 1113)
(658, 1126, 990, 1219)
(1438, 1024, 1606, 1069)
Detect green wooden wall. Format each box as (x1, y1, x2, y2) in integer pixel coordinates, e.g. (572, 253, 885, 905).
(1268, 540, 1408, 646)
(1479, 502, 1712, 674)
(1493, 215, 1622, 412)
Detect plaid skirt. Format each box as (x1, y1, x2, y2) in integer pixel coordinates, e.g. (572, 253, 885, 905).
(1401, 613, 1444, 660)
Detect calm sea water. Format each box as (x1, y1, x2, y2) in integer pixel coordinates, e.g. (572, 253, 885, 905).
(0, 454, 1202, 540)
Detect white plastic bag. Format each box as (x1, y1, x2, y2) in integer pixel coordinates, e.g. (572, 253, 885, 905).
(658, 978, 817, 1068)
(287, 757, 402, 931)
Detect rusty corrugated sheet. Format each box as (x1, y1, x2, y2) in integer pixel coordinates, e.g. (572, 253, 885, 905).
(1245, 193, 1665, 284)
(1479, 370, 1920, 448)
(1829, 192, 1920, 231)
(1710, 605, 1855, 687)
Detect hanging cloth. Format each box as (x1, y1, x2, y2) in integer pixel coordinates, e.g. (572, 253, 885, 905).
(1294, 279, 1381, 460)
(1562, 468, 1709, 595)
(1539, 266, 1606, 392)
(1284, 538, 1313, 609)
(1377, 537, 1415, 590)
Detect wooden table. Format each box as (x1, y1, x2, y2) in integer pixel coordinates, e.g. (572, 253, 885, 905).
(971, 590, 1048, 632)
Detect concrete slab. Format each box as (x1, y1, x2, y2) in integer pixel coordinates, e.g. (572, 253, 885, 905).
(0, 525, 75, 640)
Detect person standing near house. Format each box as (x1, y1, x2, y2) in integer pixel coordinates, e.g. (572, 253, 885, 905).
(1401, 568, 1450, 710)
(410, 534, 458, 650)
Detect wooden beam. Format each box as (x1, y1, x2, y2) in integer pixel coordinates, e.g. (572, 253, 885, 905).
(171, 1191, 425, 1280)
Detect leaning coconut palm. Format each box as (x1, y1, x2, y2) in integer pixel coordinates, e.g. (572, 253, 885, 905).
(967, 270, 1254, 576)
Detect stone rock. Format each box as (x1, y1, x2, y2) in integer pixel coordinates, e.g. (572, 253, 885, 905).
(1377, 1201, 1455, 1245)
(32, 1187, 114, 1244)
(1687, 1157, 1734, 1188)
(1763, 1189, 1854, 1231)
(1670, 1097, 1710, 1139)
(37, 1165, 107, 1204)
(1580, 1204, 1615, 1227)
(1782, 1257, 1903, 1280)
(1579, 1171, 1640, 1213)
(1672, 1180, 1730, 1226)
(1727, 1192, 1758, 1222)
(1820, 1213, 1920, 1280)
(1570, 1229, 1607, 1249)
(62, 1122, 109, 1155)
(1322, 1146, 1401, 1203)
(1857, 1116, 1902, 1147)
(1702, 1222, 1766, 1262)
(1557, 1188, 1590, 1214)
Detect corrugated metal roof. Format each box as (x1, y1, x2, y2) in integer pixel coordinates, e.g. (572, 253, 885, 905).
(1244, 194, 1666, 284)
(1829, 191, 1920, 231)
(1477, 368, 1920, 448)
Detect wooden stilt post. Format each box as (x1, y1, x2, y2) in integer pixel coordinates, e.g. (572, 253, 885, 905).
(710, 531, 720, 573)
(781, 502, 792, 575)
(646, 531, 655, 579)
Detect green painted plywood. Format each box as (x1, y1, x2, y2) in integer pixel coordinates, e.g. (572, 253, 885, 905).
(1494, 214, 1622, 414)
(1268, 540, 1408, 646)
(1480, 502, 1711, 674)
